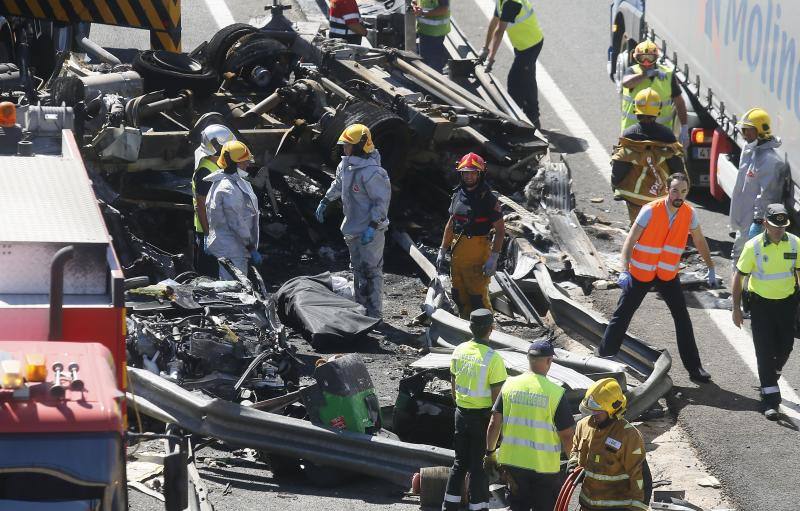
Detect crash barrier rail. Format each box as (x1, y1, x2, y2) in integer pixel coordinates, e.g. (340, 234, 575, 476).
(394, 224, 671, 419)
(127, 367, 454, 486)
(527, 257, 673, 420)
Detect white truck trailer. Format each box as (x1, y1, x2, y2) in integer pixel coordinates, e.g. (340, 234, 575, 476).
(607, 0, 800, 218)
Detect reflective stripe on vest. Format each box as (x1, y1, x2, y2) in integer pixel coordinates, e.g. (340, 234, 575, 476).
(620, 63, 675, 132)
(752, 235, 798, 281)
(629, 199, 693, 282)
(192, 157, 221, 233)
(497, 373, 563, 473)
(452, 343, 496, 406)
(329, 11, 360, 36)
(579, 495, 649, 510)
(417, 0, 450, 35)
(583, 469, 630, 482)
(495, 0, 542, 50)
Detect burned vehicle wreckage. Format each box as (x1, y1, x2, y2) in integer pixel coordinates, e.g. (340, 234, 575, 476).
(0, 6, 674, 504)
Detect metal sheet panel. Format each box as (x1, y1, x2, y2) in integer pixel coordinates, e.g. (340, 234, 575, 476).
(0, 155, 109, 244)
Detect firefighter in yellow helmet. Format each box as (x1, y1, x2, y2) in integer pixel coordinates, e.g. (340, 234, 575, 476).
(728, 107, 787, 260)
(611, 87, 687, 224)
(437, 153, 505, 318)
(621, 40, 688, 143)
(567, 378, 649, 511)
(205, 140, 261, 280)
(316, 124, 391, 318)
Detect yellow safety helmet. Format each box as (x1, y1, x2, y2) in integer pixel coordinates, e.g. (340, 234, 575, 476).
(217, 140, 254, 167)
(338, 123, 375, 154)
(580, 378, 627, 419)
(633, 40, 659, 67)
(738, 107, 772, 139)
(634, 87, 662, 117)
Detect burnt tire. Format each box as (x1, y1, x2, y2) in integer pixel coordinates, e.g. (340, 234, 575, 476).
(133, 50, 219, 98)
(318, 101, 410, 181)
(223, 33, 292, 92)
(203, 23, 259, 75)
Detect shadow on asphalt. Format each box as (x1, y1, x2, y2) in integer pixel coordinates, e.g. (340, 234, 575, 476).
(669, 382, 762, 414)
(688, 189, 730, 215)
(539, 128, 589, 154)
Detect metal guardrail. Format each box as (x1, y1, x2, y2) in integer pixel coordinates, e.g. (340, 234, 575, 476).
(127, 367, 454, 487)
(528, 257, 673, 419)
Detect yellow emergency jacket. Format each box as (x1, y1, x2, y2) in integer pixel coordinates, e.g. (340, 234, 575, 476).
(611, 137, 684, 206)
(450, 340, 507, 409)
(620, 63, 675, 131)
(570, 416, 647, 511)
(497, 373, 564, 473)
(193, 157, 222, 233)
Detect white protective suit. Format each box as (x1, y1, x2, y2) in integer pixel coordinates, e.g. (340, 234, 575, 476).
(323, 150, 391, 317)
(729, 137, 787, 258)
(205, 170, 260, 280)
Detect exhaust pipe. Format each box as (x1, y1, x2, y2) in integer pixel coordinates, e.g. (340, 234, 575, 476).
(48, 245, 75, 341)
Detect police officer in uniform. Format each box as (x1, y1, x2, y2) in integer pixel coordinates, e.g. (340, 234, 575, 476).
(437, 153, 505, 319)
(732, 203, 800, 420)
(484, 339, 575, 511)
(443, 309, 507, 511)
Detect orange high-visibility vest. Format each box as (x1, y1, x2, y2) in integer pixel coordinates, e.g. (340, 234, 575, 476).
(629, 199, 693, 282)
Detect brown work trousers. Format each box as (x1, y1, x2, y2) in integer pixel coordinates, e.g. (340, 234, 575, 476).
(450, 235, 492, 318)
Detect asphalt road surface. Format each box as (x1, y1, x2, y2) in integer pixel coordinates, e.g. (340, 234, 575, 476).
(90, 1, 798, 510)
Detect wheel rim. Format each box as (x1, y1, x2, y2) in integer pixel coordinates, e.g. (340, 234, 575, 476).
(151, 50, 203, 74)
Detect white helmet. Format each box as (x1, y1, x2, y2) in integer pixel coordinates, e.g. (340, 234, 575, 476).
(195, 124, 236, 169)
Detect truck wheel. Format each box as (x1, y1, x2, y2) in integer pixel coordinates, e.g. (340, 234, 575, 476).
(204, 23, 259, 75)
(133, 50, 219, 98)
(223, 33, 293, 92)
(318, 101, 410, 182)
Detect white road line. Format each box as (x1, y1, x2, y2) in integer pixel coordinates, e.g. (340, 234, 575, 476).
(473, 0, 799, 425)
(705, 310, 800, 426)
(203, 0, 236, 29)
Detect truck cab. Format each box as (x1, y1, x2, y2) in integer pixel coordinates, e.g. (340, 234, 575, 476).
(0, 103, 128, 509)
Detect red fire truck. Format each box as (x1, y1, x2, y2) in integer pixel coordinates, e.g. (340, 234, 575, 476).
(0, 103, 128, 509)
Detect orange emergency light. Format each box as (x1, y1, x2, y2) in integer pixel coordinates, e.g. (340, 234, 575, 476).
(25, 353, 47, 382)
(691, 128, 713, 145)
(0, 101, 17, 128)
(0, 359, 23, 389)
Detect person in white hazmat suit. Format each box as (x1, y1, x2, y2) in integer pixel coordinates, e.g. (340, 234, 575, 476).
(729, 107, 787, 259)
(205, 140, 262, 281)
(192, 124, 237, 276)
(315, 124, 391, 318)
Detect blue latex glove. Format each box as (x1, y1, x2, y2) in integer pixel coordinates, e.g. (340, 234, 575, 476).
(250, 249, 263, 266)
(361, 226, 376, 245)
(707, 267, 717, 288)
(679, 125, 689, 147)
(748, 221, 764, 239)
(618, 270, 633, 292)
(483, 252, 499, 277)
(645, 67, 657, 78)
(315, 200, 328, 223)
(202, 236, 210, 254)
